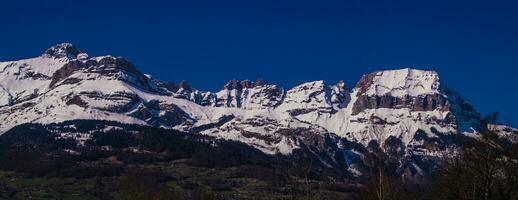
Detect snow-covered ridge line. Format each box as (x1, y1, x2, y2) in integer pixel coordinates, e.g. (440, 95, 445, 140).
(0, 43, 498, 157)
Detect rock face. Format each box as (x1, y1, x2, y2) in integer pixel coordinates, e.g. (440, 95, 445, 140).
(352, 69, 447, 115)
(276, 80, 349, 116)
(214, 79, 284, 109)
(338, 69, 481, 148)
(1, 43, 512, 179)
(352, 93, 449, 115)
(43, 43, 81, 59)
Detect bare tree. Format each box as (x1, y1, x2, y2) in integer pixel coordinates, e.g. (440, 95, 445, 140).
(430, 114, 518, 200)
(359, 152, 411, 200)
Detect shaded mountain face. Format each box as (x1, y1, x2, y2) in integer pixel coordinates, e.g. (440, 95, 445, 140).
(0, 43, 514, 180)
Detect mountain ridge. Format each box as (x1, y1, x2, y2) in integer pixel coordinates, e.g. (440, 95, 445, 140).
(1, 43, 515, 180)
(0, 43, 485, 141)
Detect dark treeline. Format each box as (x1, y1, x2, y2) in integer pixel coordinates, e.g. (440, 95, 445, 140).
(0, 120, 357, 199)
(0, 119, 517, 199)
(359, 115, 518, 200)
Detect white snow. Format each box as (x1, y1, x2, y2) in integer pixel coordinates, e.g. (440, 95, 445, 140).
(277, 80, 330, 111)
(0, 49, 489, 156)
(0, 56, 69, 106)
(365, 68, 440, 97)
(214, 84, 284, 109)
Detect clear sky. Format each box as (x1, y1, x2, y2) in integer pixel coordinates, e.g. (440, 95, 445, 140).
(0, 0, 517, 125)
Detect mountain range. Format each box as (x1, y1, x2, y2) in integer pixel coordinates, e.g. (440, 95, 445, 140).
(1, 43, 516, 181)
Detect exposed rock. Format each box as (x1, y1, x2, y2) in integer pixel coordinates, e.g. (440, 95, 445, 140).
(178, 80, 191, 91)
(241, 80, 254, 88)
(50, 60, 84, 88)
(278, 80, 349, 116)
(254, 79, 265, 87)
(355, 73, 376, 96)
(216, 79, 284, 109)
(330, 80, 349, 109)
(352, 93, 449, 115)
(129, 100, 194, 127)
(65, 96, 88, 108)
(43, 43, 81, 59)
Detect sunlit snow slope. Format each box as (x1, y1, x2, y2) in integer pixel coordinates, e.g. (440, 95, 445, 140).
(0, 43, 493, 156)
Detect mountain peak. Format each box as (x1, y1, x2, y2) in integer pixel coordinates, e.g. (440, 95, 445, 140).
(223, 79, 268, 90)
(43, 43, 82, 59)
(356, 68, 440, 97)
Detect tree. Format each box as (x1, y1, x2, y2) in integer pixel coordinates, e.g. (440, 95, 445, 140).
(429, 114, 518, 200)
(359, 151, 412, 200)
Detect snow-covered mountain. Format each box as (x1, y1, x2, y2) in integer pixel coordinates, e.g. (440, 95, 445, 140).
(1, 43, 513, 177)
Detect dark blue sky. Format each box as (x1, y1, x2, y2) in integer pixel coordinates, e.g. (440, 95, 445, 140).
(0, 0, 516, 125)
